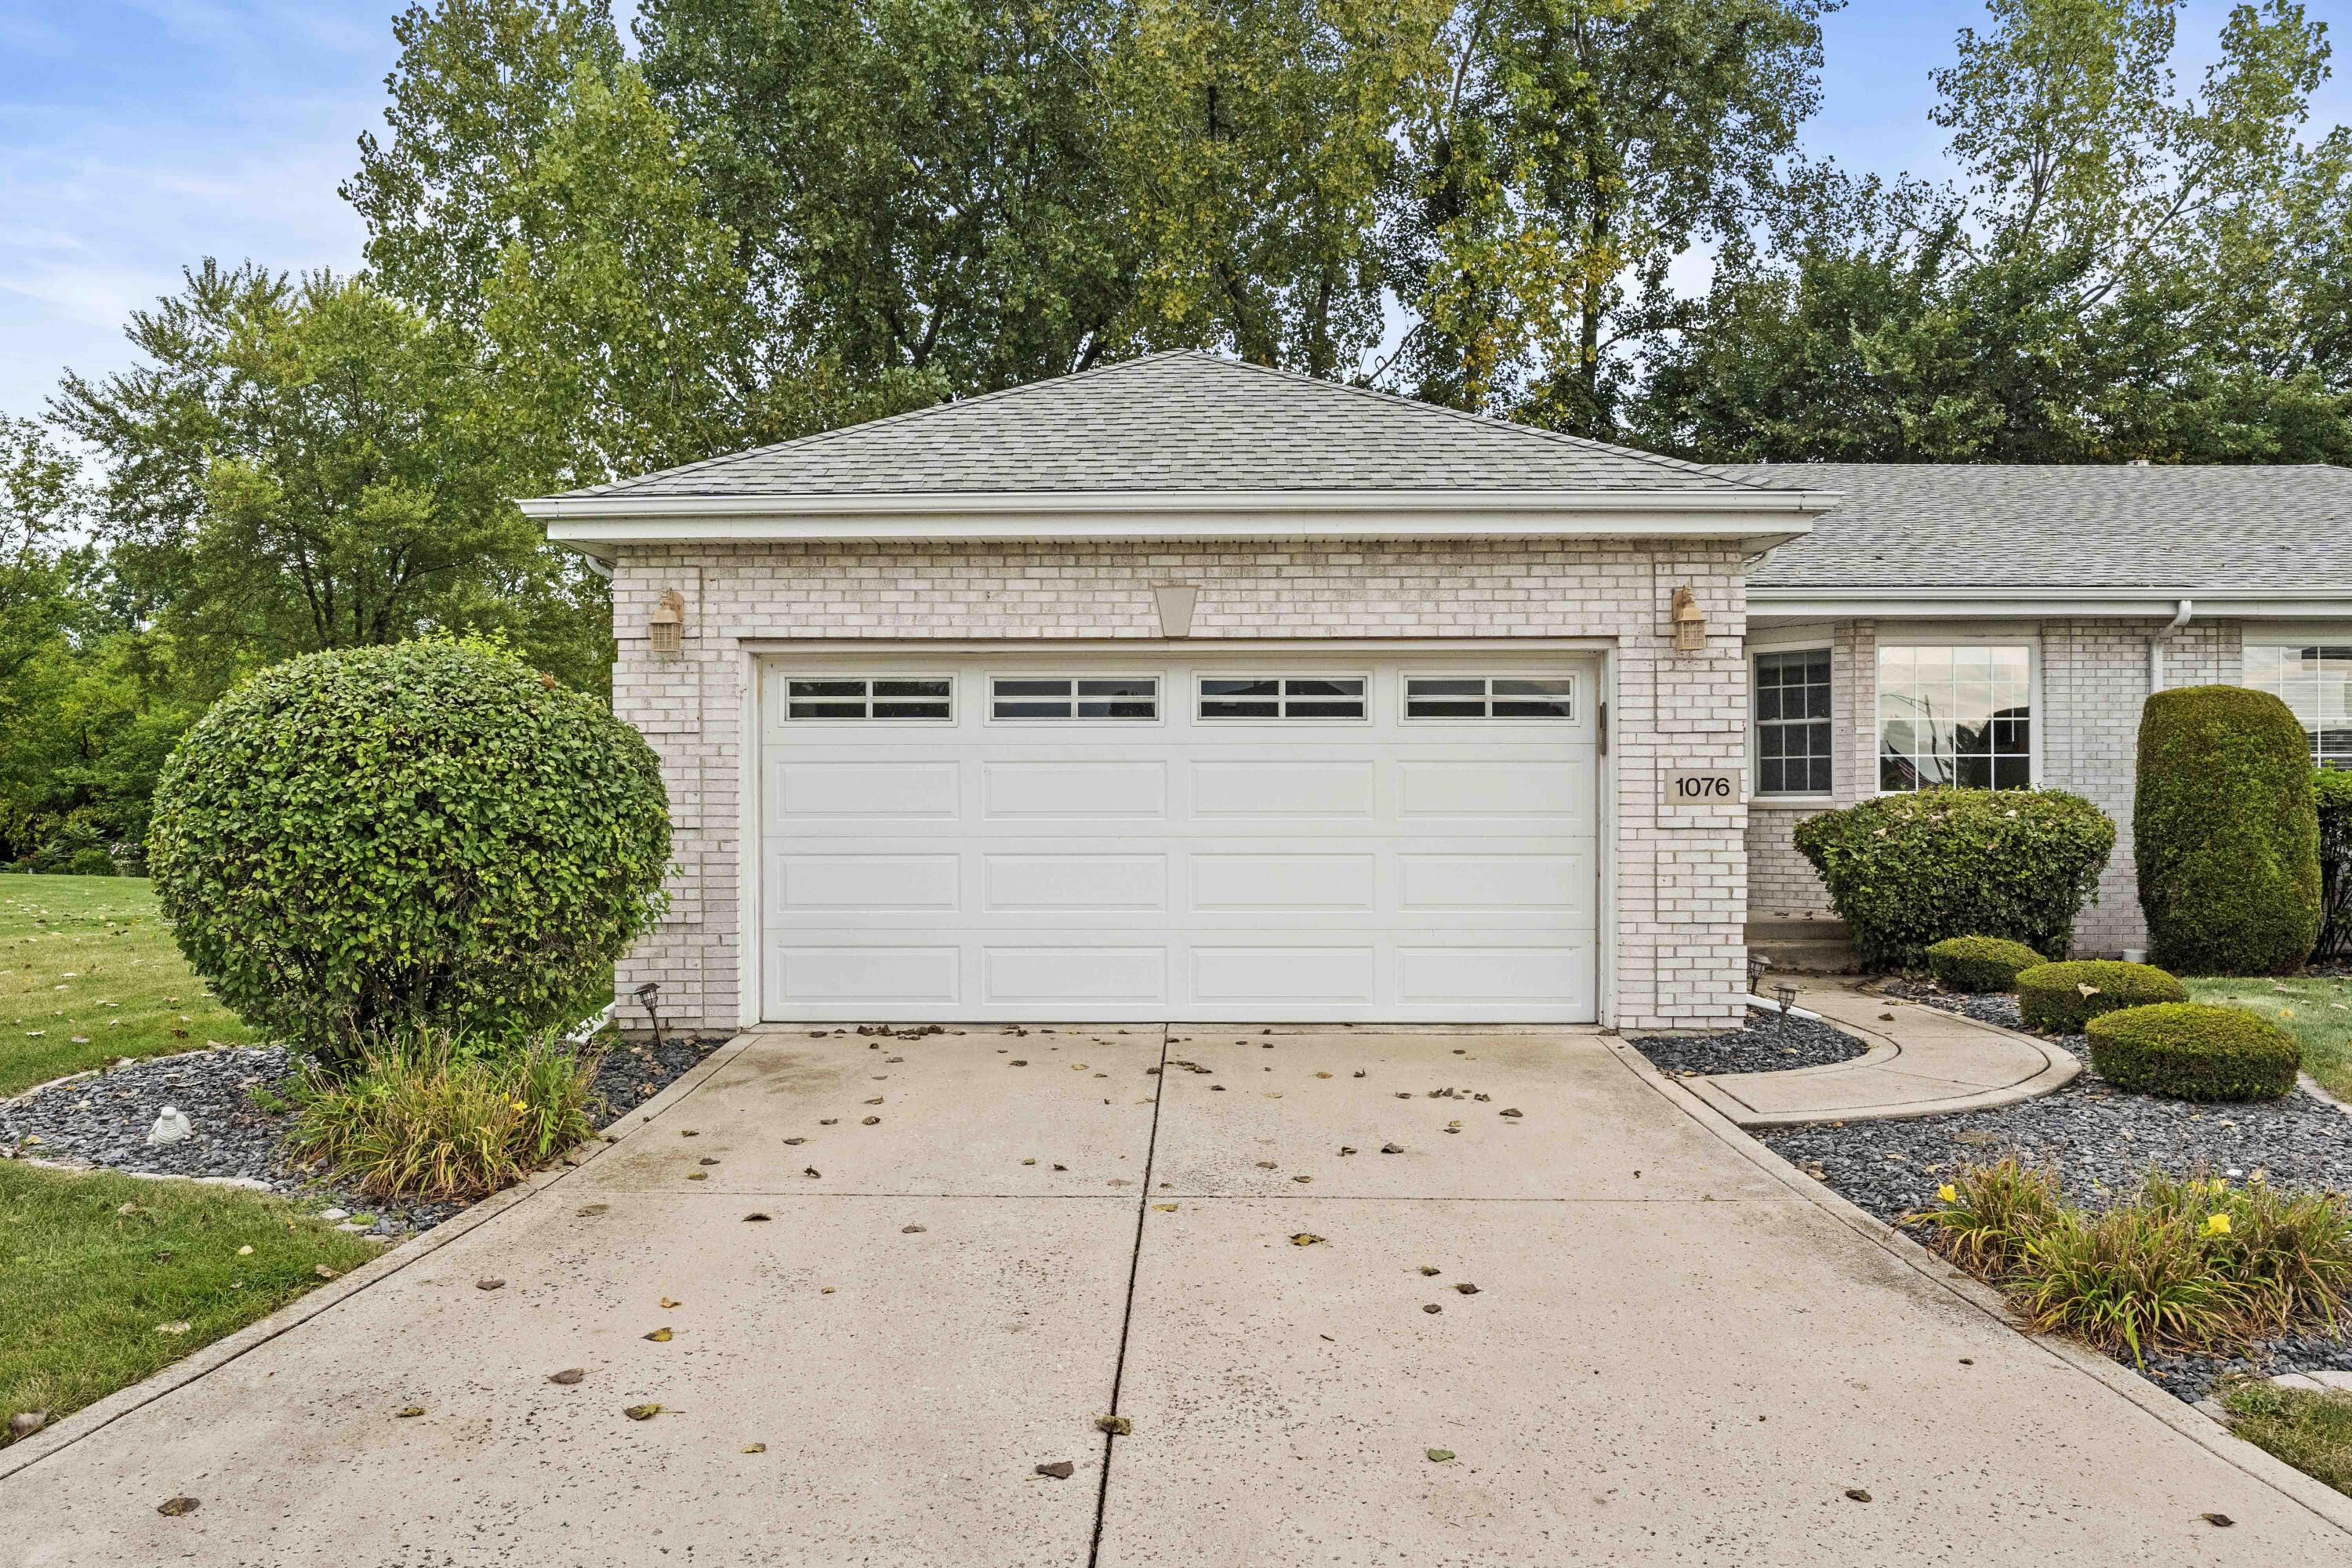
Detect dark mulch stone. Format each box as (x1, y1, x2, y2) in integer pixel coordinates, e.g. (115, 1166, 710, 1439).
(1629, 1008, 1869, 1076)
(1879, 978, 2026, 1033)
(1759, 982, 2352, 1401)
(0, 1032, 720, 1239)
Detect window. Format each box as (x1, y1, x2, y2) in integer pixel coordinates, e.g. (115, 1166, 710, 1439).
(1877, 644, 2032, 791)
(1753, 649, 1832, 796)
(1403, 675, 1575, 720)
(2246, 644, 2352, 768)
(989, 676, 1158, 720)
(1198, 676, 1367, 720)
(785, 676, 951, 721)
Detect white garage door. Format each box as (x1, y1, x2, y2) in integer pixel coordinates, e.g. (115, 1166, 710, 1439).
(757, 653, 1600, 1022)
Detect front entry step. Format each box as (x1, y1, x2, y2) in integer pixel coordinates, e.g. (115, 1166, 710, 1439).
(1745, 917, 1854, 975)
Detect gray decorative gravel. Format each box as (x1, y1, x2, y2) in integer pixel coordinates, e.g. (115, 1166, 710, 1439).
(0, 1033, 718, 1239)
(1759, 981, 2352, 1401)
(1629, 1008, 1868, 1076)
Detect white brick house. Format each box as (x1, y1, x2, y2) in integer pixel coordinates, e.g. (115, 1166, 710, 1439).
(521, 354, 2352, 1034)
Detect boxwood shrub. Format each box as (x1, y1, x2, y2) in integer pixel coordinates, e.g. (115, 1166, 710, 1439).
(2085, 1003, 2302, 1102)
(1791, 789, 2114, 970)
(2135, 686, 2321, 975)
(2015, 960, 2187, 1034)
(147, 641, 670, 1061)
(1925, 935, 2047, 993)
(2317, 768, 2352, 962)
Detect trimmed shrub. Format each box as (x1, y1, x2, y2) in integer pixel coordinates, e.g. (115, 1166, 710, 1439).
(2135, 686, 2321, 975)
(2085, 1003, 2302, 1102)
(64, 848, 115, 877)
(2318, 768, 2352, 962)
(1925, 935, 2047, 993)
(2015, 959, 2187, 1033)
(1791, 789, 2114, 969)
(147, 641, 670, 1060)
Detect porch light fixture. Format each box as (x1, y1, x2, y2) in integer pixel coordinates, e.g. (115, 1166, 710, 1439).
(1670, 586, 1706, 653)
(649, 590, 686, 655)
(1152, 583, 1200, 638)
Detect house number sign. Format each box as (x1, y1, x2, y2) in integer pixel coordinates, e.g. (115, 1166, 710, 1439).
(1665, 769, 1740, 804)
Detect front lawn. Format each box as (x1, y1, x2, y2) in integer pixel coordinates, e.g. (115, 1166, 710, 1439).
(0, 875, 252, 1097)
(0, 1162, 378, 1446)
(2183, 975, 2352, 1101)
(2220, 1377, 2352, 1497)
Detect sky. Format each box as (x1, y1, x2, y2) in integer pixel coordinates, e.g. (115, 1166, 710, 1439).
(2, 2, 2347, 420)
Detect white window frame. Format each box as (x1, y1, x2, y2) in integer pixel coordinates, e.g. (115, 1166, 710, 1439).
(1748, 637, 1835, 804)
(1398, 671, 1578, 724)
(1871, 631, 2041, 795)
(983, 673, 1164, 725)
(2245, 633, 2352, 768)
(777, 673, 956, 725)
(1193, 673, 1373, 724)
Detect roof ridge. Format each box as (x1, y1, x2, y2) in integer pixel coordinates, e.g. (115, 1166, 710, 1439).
(581, 352, 1199, 497)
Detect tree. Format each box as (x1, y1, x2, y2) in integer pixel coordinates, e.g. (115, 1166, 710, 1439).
(1383, 0, 1834, 427)
(50, 263, 608, 694)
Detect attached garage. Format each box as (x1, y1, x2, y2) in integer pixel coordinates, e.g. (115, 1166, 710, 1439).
(757, 652, 1600, 1022)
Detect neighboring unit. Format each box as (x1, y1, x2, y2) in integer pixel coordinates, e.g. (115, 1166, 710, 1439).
(521, 354, 2352, 1032)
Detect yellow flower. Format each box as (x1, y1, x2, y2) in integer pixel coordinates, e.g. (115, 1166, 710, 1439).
(510, 1100, 530, 1112)
(2205, 1213, 2232, 1236)
(1937, 1184, 1958, 1205)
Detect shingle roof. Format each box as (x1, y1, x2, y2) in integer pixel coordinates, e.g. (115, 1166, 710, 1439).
(1730, 463, 2352, 590)
(556, 351, 1770, 499)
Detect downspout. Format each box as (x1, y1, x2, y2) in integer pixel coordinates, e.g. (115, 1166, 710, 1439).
(2150, 597, 2192, 692)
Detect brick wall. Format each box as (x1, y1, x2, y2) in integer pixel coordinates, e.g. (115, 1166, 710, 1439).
(607, 537, 1754, 1033)
(1737, 615, 2245, 953)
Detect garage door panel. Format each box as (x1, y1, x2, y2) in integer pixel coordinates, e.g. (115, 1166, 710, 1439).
(982, 854, 1169, 912)
(1189, 853, 1377, 911)
(760, 656, 1599, 1022)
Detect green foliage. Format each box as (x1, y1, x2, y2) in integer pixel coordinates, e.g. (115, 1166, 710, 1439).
(1925, 935, 2048, 993)
(2219, 1378, 2352, 1497)
(282, 1029, 605, 1200)
(1920, 1163, 2352, 1363)
(1791, 788, 2115, 969)
(145, 640, 670, 1057)
(2135, 685, 2321, 975)
(2085, 1002, 2303, 1102)
(2316, 768, 2352, 961)
(2015, 960, 2187, 1033)
(49, 263, 612, 696)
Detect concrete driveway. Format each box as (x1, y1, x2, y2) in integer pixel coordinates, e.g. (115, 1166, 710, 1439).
(4, 1025, 2348, 1565)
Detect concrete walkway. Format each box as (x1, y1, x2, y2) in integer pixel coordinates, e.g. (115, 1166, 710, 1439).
(1688, 977, 2080, 1127)
(2, 1022, 2345, 1565)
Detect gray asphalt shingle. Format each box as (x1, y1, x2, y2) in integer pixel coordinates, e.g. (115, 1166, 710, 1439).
(555, 351, 1766, 499)
(1730, 463, 2352, 590)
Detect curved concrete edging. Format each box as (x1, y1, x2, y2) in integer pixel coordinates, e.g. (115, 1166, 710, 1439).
(1685, 978, 2079, 1127)
(0, 1031, 758, 1483)
(1609, 1038, 2352, 1540)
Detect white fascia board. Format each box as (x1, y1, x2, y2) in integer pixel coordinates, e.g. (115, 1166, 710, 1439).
(524, 487, 1835, 557)
(1750, 586, 2352, 621)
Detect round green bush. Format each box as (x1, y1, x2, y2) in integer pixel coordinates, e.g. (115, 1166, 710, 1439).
(147, 641, 670, 1058)
(2316, 767, 2352, 961)
(65, 847, 116, 877)
(2135, 686, 2321, 975)
(1925, 935, 2047, 993)
(1791, 789, 2115, 970)
(2015, 960, 2187, 1034)
(2085, 1003, 2301, 1102)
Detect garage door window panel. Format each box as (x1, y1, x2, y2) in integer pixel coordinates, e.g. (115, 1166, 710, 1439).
(1199, 676, 1369, 720)
(1404, 675, 1575, 720)
(990, 676, 1159, 721)
(786, 676, 953, 721)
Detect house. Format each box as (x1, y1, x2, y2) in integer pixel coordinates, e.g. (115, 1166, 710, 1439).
(519, 352, 2352, 1035)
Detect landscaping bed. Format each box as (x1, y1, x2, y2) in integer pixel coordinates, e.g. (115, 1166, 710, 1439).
(1762, 981, 2352, 1401)
(0, 1033, 720, 1239)
(1628, 1007, 1868, 1076)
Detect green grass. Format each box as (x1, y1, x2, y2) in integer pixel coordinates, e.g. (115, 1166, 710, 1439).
(0, 1162, 379, 1446)
(2184, 975, 2352, 1101)
(0, 874, 254, 1097)
(2220, 1377, 2352, 1497)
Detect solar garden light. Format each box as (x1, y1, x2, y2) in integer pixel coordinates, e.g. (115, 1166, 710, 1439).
(1773, 983, 1798, 1018)
(634, 982, 665, 1047)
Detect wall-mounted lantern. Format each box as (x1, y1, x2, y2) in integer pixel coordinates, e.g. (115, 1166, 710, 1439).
(1670, 586, 1706, 653)
(649, 590, 685, 655)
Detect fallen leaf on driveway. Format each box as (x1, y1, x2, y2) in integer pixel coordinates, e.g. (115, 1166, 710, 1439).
(548, 1368, 586, 1385)
(1422, 1304, 1443, 1315)
(578, 1205, 609, 1218)
(1035, 1461, 1075, 1479)
(396, 1406, 426, 1418)
(644, 1328, 673, 1342)
(476, 1278, 505, 1291)
(902, 1225, 927, 1234)
(1096, 1416, 1131, 1435)
(1315, 1071, 1333, 1079)
(1381, 1143, 1403, 1154)
(1844, 1489, 1871, 1503)
(1255, 1160, 1278, 1170)
(2202, 1513, 2234, 1527)
(743, 1443, 767, 1454)
(783, 1137, 807, 1145)
(745, 1213, 772, 1222)
(686, 1172, 708, 1181)
(1289, 1233, 1327, 1247)
(1153, 1203, 1178, 1211)
(1498, 1109, 1523, 1119)
(623, 1403, 662, 1421)
(1425, 1450, 1454, 1464)
(156, 1497, 200, 1516)
(660, 1297, 681, 1308)
(1454, 1282, 1480, 1295)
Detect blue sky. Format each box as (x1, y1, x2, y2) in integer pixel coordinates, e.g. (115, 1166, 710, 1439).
(2, 2, 2345, 419)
